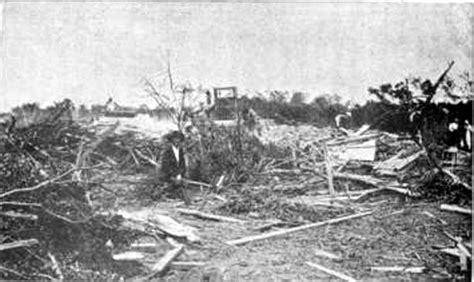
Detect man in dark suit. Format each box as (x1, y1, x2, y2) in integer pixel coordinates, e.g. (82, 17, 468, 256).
(160, 131, 191, 205)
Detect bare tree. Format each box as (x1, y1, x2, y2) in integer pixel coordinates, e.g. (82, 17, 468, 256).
(143, 52, 200, 131)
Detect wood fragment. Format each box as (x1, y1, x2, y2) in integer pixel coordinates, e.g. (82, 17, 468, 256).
(314, 249, 342, 260)
(0, 211, 38, 221)
(47, 252, 64, 280)
(441, 168, 471, 191)
(130, 242, 159, 253)
(0, 201, 42, 207)
(323, 143, 335, 195)
(169, 261, 205, 270)
(354, 186, 413, 202)
(0, 239, 39, 252)
(439, 248, 461, 257)
(177, 208, 246, 223)
(443, 231, 471, 258)
(166, 237, 181, 248)
(117, 210, 200, 242)
(112, 251, 145, 261)
(333, 172, 382, 187)
(134, 149, 160, 168)
(148, 245, 185, 278)
(0, 168, 76, 199)
(440, 204, 472, 215)
(326, 133, 380, 147)
(371, 266, 425, 273)
(226, 211, 372, 246)
(306, 261, 356, 282)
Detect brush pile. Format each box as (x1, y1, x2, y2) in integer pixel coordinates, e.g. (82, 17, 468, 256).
(0, 111, 147, 279)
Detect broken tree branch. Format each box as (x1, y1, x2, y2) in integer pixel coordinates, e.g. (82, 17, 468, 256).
(0, 239, 39, 252)
(226, 211, 372, 246)
(0, 168, 76, 199)
(441, 169, 471, 191)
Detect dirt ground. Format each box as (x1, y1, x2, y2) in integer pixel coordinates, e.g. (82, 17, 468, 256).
(93, 171, 472, 281)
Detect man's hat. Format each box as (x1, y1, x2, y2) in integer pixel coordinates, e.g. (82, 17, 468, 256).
(166, 131, 185, 142)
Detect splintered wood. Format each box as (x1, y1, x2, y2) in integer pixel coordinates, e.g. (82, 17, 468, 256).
(226, 211, 373, 246)
(306, 261, 356, 282)
(148, 245, 185, 278)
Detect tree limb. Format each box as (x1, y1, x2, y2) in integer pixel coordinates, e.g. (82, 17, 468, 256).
(0, 168, 76, 199)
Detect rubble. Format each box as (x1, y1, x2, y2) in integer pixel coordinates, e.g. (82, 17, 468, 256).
(1, 106, 471, 280)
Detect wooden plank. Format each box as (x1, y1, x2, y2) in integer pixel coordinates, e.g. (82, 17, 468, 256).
(440, 204, 472, 215)
(326, 133, 380, 147)
(306, 261, 356, 282)
(149, 245, 185, 277)
(0, 211, 38, 221)
(226, 211, 372, 246)
(371, 266, 425, 273)
(314, 249, 342, 260)
(177, 208, 245, 223)
(0, 239, 39, 252)
(323, 142, 335, 195)
(333, 172, 381, 187)
(112, 251, 145, 261)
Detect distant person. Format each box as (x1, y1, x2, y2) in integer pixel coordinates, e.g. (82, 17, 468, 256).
(242, 108, 262, 135)
(446, 118, 461, 148)
(335, 112, 352, 129)
(160, 131, 191, 205)
(462, 120, 472, 151)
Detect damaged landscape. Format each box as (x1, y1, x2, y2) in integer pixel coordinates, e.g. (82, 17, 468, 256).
(1, 3, 473, 282)
(1, 61, 472, 281)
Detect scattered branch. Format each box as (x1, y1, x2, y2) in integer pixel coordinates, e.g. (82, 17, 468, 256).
(0, 168, 76, 199)
(0, 239, 39, 252)
(440, 204, 472, 215)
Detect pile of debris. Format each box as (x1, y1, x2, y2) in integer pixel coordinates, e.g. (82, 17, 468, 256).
(0, 115, 178, 279)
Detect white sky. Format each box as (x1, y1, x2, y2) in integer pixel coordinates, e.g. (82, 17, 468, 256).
(0, 2, 472, 111)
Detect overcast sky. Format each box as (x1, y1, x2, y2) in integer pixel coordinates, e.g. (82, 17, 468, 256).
(0, 2, 472, 111)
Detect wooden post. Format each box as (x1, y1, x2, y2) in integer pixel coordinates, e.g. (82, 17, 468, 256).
(226, 211, 372, 246)
(323, 142, 335, 195)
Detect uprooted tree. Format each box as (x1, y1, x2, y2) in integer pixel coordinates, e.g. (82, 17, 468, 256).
(363, 61, 472, 192)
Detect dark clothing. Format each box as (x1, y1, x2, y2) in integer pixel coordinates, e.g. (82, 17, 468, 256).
(160, 145, 186, 181)
(159, 144, 190, 204)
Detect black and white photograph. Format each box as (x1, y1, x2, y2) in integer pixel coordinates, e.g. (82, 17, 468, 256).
(0, 1, 472, 281)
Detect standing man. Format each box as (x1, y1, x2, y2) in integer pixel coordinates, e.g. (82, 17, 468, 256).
(335, 112, 352, 129)
(160, 131, 191, 205)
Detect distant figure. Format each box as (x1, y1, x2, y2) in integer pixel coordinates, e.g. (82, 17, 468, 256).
(242, 108, 262, 135)
(160, 131, 191, 204)
(446, 118, 461, 148)
(335, 112, 352, 128)
(463, 120, 472, 151)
